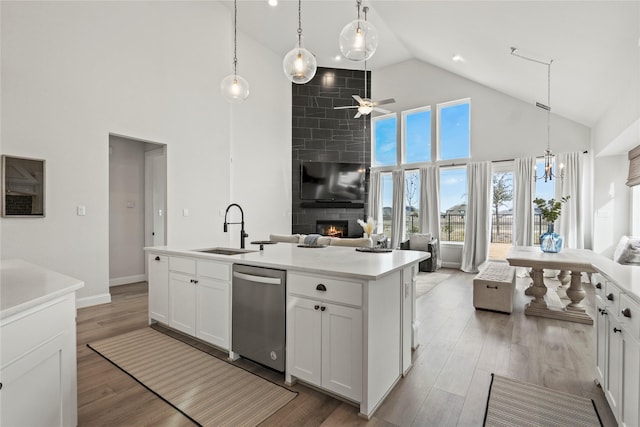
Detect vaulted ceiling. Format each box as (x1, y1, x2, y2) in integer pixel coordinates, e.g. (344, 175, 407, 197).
(226, 0, 640, 128)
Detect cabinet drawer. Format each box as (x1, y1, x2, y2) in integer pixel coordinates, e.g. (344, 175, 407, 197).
(197, 260, 231, 281)
(593, 273, 606, 300)
(620, 294, 640, 341)
(288, 272, 362, 307)
(604, 281, 621, 316)
(149, 253, 168, 265)
(169, 257, 196, 275)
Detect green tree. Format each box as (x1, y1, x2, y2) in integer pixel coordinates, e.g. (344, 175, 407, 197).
(492, 173, 513, 239)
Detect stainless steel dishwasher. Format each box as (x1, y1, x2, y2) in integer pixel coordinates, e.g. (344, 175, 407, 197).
(232, 264, 286, 372)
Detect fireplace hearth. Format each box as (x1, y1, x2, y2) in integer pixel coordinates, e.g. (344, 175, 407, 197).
(316, 220, 348, 238)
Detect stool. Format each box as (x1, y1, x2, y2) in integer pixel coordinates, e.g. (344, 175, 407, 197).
(473, 262, 516, 314)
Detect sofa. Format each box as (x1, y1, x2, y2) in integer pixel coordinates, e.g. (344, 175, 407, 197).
(399, 234, 440, 272)
(269, 233, 375, 248)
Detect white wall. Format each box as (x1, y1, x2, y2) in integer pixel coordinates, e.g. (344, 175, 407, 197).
(0, 1, 291, 306)
(109, 136, 145, 285)
(592, 155, 631, 257)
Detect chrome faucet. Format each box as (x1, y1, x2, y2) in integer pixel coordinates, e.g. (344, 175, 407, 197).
(223, 203, 248, 249)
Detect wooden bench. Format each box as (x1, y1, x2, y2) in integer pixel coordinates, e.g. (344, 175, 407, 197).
(473, 262, 517, 314)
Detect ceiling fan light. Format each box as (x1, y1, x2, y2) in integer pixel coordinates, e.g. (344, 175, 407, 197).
(283, 46, 317, 84)
(339, 19, 378, 61)
(358, 104, 373, 115)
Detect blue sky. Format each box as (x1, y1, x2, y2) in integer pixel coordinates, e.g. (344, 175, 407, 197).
(405, 110, 431, 163)
(374, 116, 397, 166)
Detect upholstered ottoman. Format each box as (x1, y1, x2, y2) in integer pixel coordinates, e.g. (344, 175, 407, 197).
(473, 262, 516, 314)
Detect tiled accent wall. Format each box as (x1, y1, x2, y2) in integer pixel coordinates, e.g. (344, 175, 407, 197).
(291, 67, 371, 237)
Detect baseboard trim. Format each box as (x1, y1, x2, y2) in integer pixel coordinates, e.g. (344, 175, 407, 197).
(109, 274, 146, 287)
(442, 262, 461, 269)
(77, 293, 111, 309)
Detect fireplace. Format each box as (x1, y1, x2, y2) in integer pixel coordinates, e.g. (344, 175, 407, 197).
(316, 220, 348, 238)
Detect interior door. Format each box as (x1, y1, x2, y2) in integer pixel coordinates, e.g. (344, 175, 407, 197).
(145, 148, 166, 247)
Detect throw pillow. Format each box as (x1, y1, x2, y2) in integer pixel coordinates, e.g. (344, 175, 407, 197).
(269, 233, 300, 243)
(614, 236, 640, 265)
(409, 233, 432, 251)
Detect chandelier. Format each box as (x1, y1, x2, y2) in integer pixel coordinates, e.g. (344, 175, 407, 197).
(511, 47, 564, 182)
(283, 0, 317, 84)
(339, 0, 378, 62)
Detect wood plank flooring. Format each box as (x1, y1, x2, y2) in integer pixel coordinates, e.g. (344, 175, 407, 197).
(77, 270, 617, 426)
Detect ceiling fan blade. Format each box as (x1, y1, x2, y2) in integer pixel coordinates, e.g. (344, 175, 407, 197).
(373, 107, 392, 114)
(354, 111, 362, 119)
(372, 98, 396, 107)
(352, 95, 364, 104)
(334, 105, 359, 110)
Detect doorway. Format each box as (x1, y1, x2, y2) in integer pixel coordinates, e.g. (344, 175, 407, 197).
(109, 134, 166, 287)
(489, 164, 514, 260)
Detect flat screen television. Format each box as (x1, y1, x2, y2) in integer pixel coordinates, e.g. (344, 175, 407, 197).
(300, 161, 366, 202)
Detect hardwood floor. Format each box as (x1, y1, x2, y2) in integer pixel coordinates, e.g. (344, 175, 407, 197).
(77, 271, 617, 426)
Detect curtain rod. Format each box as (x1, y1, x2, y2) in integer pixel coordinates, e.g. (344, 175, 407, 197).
(493, 150, 589, 164)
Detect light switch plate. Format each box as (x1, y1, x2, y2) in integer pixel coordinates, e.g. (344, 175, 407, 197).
(77, 205, 86, 216)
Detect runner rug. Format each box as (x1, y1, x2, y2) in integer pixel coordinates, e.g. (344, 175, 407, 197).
(88, 328, 296, 427)
(483, 374, 602, 427)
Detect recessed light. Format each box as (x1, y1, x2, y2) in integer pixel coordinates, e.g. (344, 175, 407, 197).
(268, 0, 278, 6)
(452, 54, 465, 62)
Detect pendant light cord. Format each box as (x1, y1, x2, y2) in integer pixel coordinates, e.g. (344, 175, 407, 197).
(233, 0, 238, 76)
(297, 0, 302, 48)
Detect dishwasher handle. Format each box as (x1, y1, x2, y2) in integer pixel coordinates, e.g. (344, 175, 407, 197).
(233, 271, 282, 285)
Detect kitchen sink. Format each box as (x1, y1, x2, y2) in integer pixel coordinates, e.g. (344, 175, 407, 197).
(193, 247, 256, 256)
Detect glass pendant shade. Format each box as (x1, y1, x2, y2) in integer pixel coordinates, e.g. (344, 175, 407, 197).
(339, 19, 378, 61)
(283, 45, 317, 84)
(220, 74, 250, 103)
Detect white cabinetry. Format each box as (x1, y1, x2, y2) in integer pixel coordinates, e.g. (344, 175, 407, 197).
(1, 292, 79, 427)
(150, 254, 231, 351)
(594, 273, 640, 427)
(148, 254, 169, 323)
(286, 272, 363, 402)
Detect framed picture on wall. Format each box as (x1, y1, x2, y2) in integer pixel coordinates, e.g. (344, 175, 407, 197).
(1, 155, 46, 217)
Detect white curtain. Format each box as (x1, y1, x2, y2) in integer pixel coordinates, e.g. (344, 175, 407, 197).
(461, 162, 492, 273)
(556, 152, 583, 249)
(368, 170, 381, 231)
(420, 165, 441, 267)
(391, 169, 405, 249)
(514, 157, 535, 247)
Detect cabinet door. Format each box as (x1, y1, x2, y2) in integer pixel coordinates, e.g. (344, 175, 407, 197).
(169, 272, 196, 335)
(595, 299, 608, 386)
(321, 303, 362, 401)
(620, 330, 640, 427)
(196, 278, 230, 350)
(605, 313, 622, 417)
(287, 296, 322, 386)
(148, 254, 169, 324)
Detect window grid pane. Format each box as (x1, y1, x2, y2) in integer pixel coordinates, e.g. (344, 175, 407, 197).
(439, 167, 467, 242)
(404, 109, 431, 164)
(373, 116, 397, 167)
(381, 173, 393, 240)
(405, 170, 420, 235)
(439, 102, 470, 160)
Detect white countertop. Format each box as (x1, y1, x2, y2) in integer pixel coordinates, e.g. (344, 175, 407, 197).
(508, 246, 640, 304)
(145, 243, 430, 281)
(1, 259, 84, 320)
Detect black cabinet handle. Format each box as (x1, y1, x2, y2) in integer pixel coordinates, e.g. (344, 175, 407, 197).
(0, 382, 2, 390)
(316, 284, 327, 292)
(320, 306, 326, 312)
(314, 305, 320, 310)
(486, 285, 498, 289)
(193, 280, 198, 284)
(155, 256, 160, 261)
(595, 282, 602, 289)
(622, 308, 632, 318)
(613, 327, 622, 333)
(597, 308, 602, 314)
(607, 293, 614, 301)
(601, 310, 608, 316)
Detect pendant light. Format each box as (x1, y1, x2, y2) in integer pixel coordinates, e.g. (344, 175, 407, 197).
(339, 0, 378, 62)
(221, 0, 249, 103)
(283, 0, 317, 84)
(511, 47, 564, 182)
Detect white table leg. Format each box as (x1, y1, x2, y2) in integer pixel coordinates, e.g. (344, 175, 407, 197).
(556, 270, 571, 300)
(566, 271, 587, 312)
(528, 267, 547, 308)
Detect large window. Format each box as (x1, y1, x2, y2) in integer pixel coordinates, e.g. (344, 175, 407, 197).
(534, 158, 555, 239)
(439, 167, 467, 242)
(405, 170, 420, 235)
(372, 114, 397, 167)
(437, 99, 470, 160)
(402, 107, 431, 164)
(381, 172, 393, 239)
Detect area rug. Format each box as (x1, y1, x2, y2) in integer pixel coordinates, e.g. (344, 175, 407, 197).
(415, 270, 451, 299)
(88, 328, 297, 427)
(483, 374, 602, 427)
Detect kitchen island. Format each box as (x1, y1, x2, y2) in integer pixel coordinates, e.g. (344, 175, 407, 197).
(145, 243, 429, 418)
(0, 259, 84, 427)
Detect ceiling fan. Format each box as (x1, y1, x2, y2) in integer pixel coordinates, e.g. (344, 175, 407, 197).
(334, 5, 395, 119)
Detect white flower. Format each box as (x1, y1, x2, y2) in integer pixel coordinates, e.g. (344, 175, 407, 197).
(357, 217, 376, 235)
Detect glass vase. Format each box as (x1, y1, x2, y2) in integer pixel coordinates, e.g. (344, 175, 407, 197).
(540, 223, 563, 253)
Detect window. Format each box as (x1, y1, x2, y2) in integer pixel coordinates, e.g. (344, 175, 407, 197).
(372, 114, 397, 167)
(380, 172, 393, 239)
(439, 167, 467, 242)
(534, 158, 555, 239)
(490, 168, 514, 260)
(405, 170, 420, 235)
(402, 107, 431, 164)
(437, 99, 470, 160)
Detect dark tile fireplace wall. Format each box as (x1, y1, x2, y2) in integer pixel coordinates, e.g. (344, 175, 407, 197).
(291, 67, 371, 237)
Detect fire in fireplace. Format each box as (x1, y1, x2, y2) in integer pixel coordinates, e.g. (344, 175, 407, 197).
(316, 220, 348, 238)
